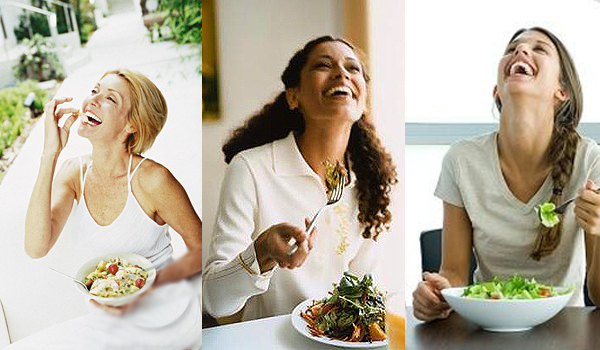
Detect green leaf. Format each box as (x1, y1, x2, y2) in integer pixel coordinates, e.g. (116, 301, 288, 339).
(539, 202, 560, 228)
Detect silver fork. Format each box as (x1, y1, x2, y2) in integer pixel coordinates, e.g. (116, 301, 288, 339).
(286, 179, 345, 255)
(536, 187, 600, 215)
(554, 187, 600, 214)
(48, 267, 89, 292)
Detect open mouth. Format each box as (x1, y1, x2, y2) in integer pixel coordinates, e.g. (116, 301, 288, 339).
(508, 61, 535, 77)
(324, 85, 356, 100)
(83, 111, 102, 126)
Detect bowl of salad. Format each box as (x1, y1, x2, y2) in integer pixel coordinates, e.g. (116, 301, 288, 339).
(75, 253, 157, 307)
(441, 275, 573, 332)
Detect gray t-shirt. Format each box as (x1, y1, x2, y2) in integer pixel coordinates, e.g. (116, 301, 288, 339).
(435, 132, 600, 306)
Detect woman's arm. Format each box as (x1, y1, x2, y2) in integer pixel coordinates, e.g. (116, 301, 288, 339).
(576, 179, 600, 306)
(439, 202, 474, 286)
(412, 202, 473, 321)
(139, 164, 202, 287)
(24, 98, 79, 258)
(202, 156, 276, 318)
(585, 233, 600, 306)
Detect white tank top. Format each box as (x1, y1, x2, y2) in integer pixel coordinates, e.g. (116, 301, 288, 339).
(71, 154, 173, 269)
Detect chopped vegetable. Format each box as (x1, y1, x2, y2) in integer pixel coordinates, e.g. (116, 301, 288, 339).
(538, 202, 560, 228)
(301, 273, 386, 342)
(462, 275, 571, 300)
(108, 264, 119, 275)
(83, 257, 148, 298)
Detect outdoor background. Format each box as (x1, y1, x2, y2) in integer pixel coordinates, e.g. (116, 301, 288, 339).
(202, 0, 405, 319)
(0, 0, 200, 344)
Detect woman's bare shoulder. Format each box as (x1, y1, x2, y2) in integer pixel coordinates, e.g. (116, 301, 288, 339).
(55, 155, 91, 195)
(132, 157, 178, 193)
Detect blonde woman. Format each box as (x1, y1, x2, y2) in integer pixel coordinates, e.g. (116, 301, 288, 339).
(9, 70, 201, 349)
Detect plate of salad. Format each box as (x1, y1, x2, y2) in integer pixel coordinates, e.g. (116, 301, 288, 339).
(291, 273, 388, 348)
(441, 275, 573, 332)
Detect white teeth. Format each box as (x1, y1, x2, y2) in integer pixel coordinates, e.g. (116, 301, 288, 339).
(325, 85, 352, 97)
(509, 61, 534, 76)
(85, 111, 102, 124)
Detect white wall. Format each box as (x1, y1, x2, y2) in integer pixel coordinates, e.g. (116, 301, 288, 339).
(404, 146, 448, 306)
(202, 0, 404, 311)
(0, 0, 29, 47)
(367, 0, 405, 311)
(406, 0, 600, 123)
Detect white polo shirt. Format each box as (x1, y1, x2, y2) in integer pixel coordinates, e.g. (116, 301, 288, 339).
(203, 132, 379, 320)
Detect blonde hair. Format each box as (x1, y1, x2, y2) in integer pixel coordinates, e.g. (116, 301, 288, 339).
(101, 69, 167, 154)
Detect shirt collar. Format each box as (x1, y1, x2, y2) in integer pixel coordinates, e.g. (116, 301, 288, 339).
(271, 132, 357, 190)
(272, 132, 315, 177)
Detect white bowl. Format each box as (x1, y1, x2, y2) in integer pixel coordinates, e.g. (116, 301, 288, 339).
(74, 253, 157, 307)
(441, 286, 573, 332)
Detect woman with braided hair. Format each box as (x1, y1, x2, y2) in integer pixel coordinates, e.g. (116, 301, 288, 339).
(412, 27, 600, 321)
(203, 36, 397, 321)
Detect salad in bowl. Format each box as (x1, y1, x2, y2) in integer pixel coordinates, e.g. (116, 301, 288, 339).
(442, 275, 573, 332)
(75, 253, 156, 307)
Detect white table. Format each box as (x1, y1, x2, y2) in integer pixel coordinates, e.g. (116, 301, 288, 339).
(202, 314, 389, 349)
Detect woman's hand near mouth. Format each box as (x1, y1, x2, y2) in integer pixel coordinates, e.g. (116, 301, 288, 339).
(43, 97, 80, 157)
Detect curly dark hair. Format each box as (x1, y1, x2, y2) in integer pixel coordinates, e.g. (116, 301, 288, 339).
(496, 27, 582, 260)
(222, 36, 397, 240)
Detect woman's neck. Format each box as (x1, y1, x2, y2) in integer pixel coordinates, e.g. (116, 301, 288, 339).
(296, 119, 353, 182)
(498, 99, 554, 173)
(90, 143, 131, 178)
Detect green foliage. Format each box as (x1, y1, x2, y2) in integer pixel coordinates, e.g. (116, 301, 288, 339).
(14, 12, 50, 41)
(13, 34, 65, 82)
(80, 22, 95, 43)
(70, 0, 97, 44)
(13, 0, 94, 44)
(160, 0, 201, 74)
(0, 81, 49, 157)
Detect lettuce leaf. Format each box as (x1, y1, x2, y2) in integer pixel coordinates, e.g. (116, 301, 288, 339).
(539, 202, 560, 228)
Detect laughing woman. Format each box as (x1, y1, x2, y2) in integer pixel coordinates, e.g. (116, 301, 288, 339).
(412, 27, 600, 322)
(9, 69, 202, 349)
(203, 36, 397, 322)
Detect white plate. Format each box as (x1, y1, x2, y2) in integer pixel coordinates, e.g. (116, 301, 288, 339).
(74, 253, 157, 307)
(291, 299, 388, 348)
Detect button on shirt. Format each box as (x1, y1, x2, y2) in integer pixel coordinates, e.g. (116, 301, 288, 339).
(203, 132, 379, 320)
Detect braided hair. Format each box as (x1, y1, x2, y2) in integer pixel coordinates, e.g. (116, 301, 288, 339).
(497, 27, 583, 260)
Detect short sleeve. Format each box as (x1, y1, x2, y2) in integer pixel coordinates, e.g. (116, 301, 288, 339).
(586, 140, 600, 185)
(434, 145, 464, 207)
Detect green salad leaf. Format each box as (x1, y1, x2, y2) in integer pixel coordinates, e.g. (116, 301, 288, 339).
(539, 202, 560, 228)
(303, 273, 386, 342)
(462, 275, 571, 300)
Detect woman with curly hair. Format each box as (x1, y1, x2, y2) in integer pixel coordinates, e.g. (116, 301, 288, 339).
(412, 27, 600, 322)
(203, 36, 397, 321)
